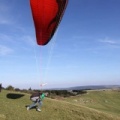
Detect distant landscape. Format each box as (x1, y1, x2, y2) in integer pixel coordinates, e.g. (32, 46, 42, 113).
(67, 85, 120, 90)
(0, 85, 120, 120)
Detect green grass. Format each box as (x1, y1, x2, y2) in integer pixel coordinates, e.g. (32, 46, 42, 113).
(0, 90, 120, 120)
(64, 89, 120, 117)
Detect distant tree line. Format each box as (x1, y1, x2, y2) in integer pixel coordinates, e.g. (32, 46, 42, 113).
(42, 90, 87, 98)
(2, 85, 87, 98)
(2, 84, 120, 99)
(0, 84, 2, 92)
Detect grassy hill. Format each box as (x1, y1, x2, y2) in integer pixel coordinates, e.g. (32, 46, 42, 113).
(64, 89, 120, 117)
(0, 90, 120, 120)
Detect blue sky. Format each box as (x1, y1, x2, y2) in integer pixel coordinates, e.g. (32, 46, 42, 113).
(0, 0, 120, 89)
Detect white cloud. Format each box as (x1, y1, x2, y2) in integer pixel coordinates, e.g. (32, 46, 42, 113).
(0, 2, 9, 12)
(98, 38, 120, 50)
(0, 33, 12, 42)
(99, 38, 119, 45)
(0, 12, 10, 24)
(0, 45, 13, 55)
(0, 3, 10, 24)
(0, 19, 10, 24)
(0, 33, 34, 46)
(21, 35, 36, 46)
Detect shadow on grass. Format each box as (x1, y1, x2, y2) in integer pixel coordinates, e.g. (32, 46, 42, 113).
(6, 93, 24, 99)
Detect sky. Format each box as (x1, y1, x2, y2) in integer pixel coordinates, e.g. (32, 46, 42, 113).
(0, 0, 120, 89)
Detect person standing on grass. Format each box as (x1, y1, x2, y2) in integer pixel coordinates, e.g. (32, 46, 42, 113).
(27, 92, 45, 112)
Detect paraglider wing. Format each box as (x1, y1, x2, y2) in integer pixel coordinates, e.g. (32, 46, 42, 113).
(40, 83, 47, 87)
(30, 0, 68, 45)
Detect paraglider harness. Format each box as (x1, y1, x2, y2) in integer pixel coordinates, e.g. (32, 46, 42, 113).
(30, 92, 42, 102)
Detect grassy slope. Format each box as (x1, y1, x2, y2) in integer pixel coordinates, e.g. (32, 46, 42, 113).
(0, 90, 120, 120)
(64, 89, 120, 117)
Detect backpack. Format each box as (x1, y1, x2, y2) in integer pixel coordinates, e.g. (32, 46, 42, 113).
(30, 92, 42, 102)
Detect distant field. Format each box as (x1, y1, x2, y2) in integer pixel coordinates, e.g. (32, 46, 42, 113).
(64, 89, 120, 117)
(0, 90, 120, 120)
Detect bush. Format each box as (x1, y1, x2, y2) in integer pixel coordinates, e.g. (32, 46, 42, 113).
(6, 85, 14, 91)
(15, 88, 21, 92)
(0, 84, 2, 92)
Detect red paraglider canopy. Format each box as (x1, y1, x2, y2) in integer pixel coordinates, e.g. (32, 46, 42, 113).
(30, 0, 68, 45)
